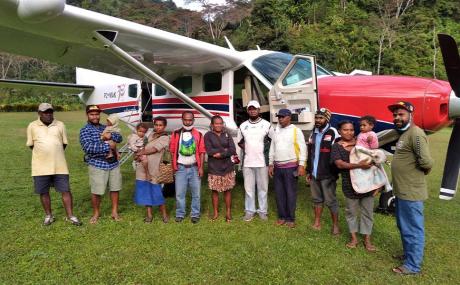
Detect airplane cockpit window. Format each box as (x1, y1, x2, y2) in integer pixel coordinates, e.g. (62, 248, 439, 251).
(281, 58, 312, 86)
(252, 52, 332, 85)
(203, 72, 222, 92)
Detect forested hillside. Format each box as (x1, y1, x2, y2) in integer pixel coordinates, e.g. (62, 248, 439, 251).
(1, 0, 460, 108)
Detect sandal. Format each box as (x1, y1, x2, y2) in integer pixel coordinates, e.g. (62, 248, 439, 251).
(392, 265, 418, 275)
(111, 215, 122, 222)
(143, 216, 153, 223)
(89, 216, 99, 224)
(162, 216, 169, 224)
(225, 216, 232, 223)
(346, 241, 359, 249)
(364, 241, 377, 252)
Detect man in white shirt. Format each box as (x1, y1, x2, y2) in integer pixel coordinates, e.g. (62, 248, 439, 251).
(238, 101, 272, 221)
(268, 109, 307, 228)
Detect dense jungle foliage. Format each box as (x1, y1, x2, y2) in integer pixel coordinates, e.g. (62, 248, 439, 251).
(1, 0, 460, 108)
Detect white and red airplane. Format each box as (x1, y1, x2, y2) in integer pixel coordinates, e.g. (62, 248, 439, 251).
(0, 0, 459, 200)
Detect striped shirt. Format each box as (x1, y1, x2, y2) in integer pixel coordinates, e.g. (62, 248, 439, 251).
(79, 123, 122, 170)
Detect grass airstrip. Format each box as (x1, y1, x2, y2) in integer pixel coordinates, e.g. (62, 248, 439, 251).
(0, 111, 459, 284)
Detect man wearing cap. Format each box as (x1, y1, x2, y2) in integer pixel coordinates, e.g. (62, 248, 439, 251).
(388, 101, 433, 275)
(26, 103, 82, 226)
(237, 100, 273, 221)
(79, 105, 123, 224)
(268, 109, 307, 228)
(307, 108, 340, 235)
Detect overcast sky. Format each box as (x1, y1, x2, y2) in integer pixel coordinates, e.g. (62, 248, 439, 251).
(173, 0, 227, 11)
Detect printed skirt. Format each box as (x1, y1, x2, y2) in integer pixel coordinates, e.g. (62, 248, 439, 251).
(208, 171, 236, 192)
(134, 180, 165, 206)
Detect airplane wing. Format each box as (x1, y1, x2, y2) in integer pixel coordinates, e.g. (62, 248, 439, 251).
(0, 1, 245, 81)
(0, 79, 94, 95)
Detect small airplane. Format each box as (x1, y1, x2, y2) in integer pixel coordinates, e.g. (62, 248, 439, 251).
(0, 0, 458, 200)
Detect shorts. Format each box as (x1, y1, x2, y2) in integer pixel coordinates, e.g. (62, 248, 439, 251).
(88, 165, 122, 195)
(33, 175, 70, 194)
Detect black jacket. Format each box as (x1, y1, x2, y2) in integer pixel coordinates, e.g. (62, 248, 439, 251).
(307, 125, 339, 180)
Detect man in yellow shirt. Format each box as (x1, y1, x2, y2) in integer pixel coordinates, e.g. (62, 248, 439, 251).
(26, 103, 81, 226)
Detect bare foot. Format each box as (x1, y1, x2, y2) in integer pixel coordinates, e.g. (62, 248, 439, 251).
(89, 215, 99, 224)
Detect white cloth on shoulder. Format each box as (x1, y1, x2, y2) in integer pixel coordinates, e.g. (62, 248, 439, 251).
(349, 146, 392, 193)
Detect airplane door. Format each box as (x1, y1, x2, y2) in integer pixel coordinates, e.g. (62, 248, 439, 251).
(140, 82, 153, 122)
(269, 55, 318, 131)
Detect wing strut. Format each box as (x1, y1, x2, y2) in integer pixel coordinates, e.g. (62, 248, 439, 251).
(91, 30, 214, 120)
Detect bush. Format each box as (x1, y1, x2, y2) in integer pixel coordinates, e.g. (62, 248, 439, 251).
(0, 103, 83, 112)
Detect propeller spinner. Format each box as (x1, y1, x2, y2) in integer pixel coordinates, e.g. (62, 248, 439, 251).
(437, 34, 460, 200)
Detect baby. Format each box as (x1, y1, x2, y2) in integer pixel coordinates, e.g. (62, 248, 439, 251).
(357, 115, 378, 150)
(101, 114, 121, 162)
(352, 115, 392, 194)
(128, 123, 150, 180)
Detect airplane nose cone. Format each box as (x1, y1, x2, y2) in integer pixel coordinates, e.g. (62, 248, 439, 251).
(17, 0, 65, 23)
(449, 90, 460, 118)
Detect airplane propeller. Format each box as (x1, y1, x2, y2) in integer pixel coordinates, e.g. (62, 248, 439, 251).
(437, 33, 460, 200)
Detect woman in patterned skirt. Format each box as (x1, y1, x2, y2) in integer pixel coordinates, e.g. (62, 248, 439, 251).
(204, 115, 237, 222)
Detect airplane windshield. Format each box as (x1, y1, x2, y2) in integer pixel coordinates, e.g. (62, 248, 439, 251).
(252, 52, 332, 85)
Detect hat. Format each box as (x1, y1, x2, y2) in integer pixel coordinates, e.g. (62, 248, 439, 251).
(276, 109, 292, 117)
(247, 100, 261, 109)
(388, 101, 414, 113)
(86, 105, 102, 113)
(38, 103, 53, 112)
(315, 108, 332, 122)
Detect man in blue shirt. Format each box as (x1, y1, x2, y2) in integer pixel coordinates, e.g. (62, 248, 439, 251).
(307, 108, 340, 235)
(80, 105, 123, 224)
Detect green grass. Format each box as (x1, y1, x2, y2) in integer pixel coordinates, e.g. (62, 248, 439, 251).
(0, 111, 459, 284)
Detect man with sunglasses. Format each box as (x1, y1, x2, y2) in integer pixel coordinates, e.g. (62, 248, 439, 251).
(307, 108, 340, 235)
(26, 103, 82, 226)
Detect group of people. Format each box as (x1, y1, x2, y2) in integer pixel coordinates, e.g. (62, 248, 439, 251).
(27, 99, 433, 275)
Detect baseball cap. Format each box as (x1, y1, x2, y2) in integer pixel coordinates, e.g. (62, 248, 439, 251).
(276, 109, 292, 117)
(247, 100, 261, 109)
(38, 103, 54, 112)
(387, 101, 414, 113)
(86, 105, 102, 113)
(315, 107, 332, 122)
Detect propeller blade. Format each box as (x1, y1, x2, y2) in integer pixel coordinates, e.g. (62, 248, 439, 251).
(438, 34, 460, 98)
(440, 118, 460, 200)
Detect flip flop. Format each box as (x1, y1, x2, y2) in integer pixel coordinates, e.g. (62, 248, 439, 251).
(392, 266, 418, 275)
(111, 215, 122, 222)
(89, 216, 99, 224)
(364, 242, 377, 252)
(346, 241, 358, 249)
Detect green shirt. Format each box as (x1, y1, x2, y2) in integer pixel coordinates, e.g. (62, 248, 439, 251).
(391, 125, 434, 201)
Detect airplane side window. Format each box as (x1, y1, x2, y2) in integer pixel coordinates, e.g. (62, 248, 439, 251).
(203, 72, 222, 92)
(155, 85, 167, 96)
(282, 58, 312, 86)
(172, 76, 192, 94)
(128, 84, 138, 98)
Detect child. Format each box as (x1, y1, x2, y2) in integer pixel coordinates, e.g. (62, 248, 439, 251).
(128, 123, 150, 180)
(101, 114, 121, 161)
(357, 115, 378, 150)
(351, 115, 392, 194)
